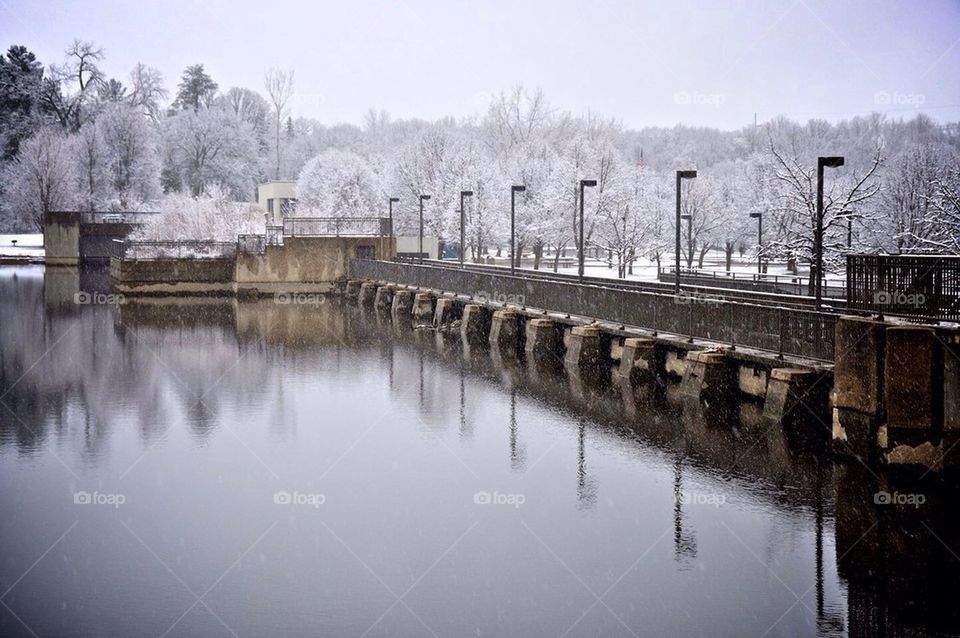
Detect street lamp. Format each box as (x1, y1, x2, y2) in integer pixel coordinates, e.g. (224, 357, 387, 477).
(388, 197, 399, 258)
(841, 209, 854, 249)
(510, 185, 526, 275)
(815, 156, 844, 308)
(460, 190, 474, 268)
(578, 179, 597, 281)
(680, 214, 692, 270)
(419, 194, 431, 264)
(749, 212, 763, 273)
(675, 170, 697, 293)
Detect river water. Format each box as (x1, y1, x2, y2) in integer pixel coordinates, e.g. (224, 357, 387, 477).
(0, 265, 957, 637)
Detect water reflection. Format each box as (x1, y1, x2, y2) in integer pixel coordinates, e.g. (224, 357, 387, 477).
(0, 265, 957, 637)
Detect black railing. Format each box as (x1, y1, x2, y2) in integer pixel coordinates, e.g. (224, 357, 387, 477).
(659, 266, 846, 298)
(847, 254, 960, 321)
(351, 259, 837, 361)
(111, 239, 237, 261)
(283, 217, 390, 237)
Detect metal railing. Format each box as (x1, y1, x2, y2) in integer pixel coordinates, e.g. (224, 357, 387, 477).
(283, 217, 390, 237)
(659, 266, 847, 298)
(79, 211, 160, 225)
(352, 259, 837, 361)
(847, 254, 960, 321)
(237, 234, 266, 254)
(111, 239, 237, 261)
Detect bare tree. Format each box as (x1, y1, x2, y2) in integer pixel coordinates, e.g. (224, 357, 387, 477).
(264, 68, 294, 180)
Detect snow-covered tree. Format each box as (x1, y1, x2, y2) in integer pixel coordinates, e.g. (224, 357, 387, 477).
(297, 148, 382, 217)
(1, 126, 77, 229)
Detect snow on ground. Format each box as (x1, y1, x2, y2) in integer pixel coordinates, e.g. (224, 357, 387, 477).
(0, 234, 43, 258)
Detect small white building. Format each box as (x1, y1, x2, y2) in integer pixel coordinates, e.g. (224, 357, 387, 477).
(256, 181, 297, 225)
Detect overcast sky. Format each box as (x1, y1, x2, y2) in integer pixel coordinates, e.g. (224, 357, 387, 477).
(2, 0, 958, 130)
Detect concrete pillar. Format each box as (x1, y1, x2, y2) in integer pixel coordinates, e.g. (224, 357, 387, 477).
(345, 280, 363, 297)
(359, 281, 377, 305)
(762, 367, 828, 423)
(433, 297, 457, 327)
(391, 289, 413, 317)
(834, 316, 886, 417)
(489, 309, 522, 355)
(616, 337, 657, 385)
(664, 350, 690, 379)
(461, 304, 492, 346)
(374, 285, 394, 311)
(737, 365, 769, 400)
(945, 335, 960, 433)
(525, 318, 562, 362)
(564, 325, 601, 375)
(885, 326, 941, 430)
(412, 293, 435, 322)
(679, 351, 734, 402)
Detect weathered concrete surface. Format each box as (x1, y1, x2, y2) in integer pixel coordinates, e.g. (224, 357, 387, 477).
(433, 297, 457, 327)
(525, 318, 562, 361)
(391, 289, 414, 317)
(832, 407, 879, 462)
(111, 257, 235, 295)
(412, 293, 435, 321)
(885, 326, 941, 430)
(763, 367, 827, 423)
(946, 338, 960, 432)
(43, 215, 80, 266)
(616, 337, 657, 384)
(461, 304, 492, 345)
(664, 350, 690, 378)
(834, 317, 886, 416)
(374, 285, 394, 311)
(489, 309, 522, 355)
(236, 236, 390, 290)
(359, 281, 378, 305)
(679, 351, 734, 402)
(345, 280, 363, 297)
(564, 325, 602, 374)
(737, 365, 769, 399)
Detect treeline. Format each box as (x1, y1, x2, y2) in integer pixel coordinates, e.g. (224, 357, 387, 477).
(2, 40, 959, 272)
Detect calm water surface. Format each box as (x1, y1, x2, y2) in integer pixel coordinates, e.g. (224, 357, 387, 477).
(0, 266, 957, 638)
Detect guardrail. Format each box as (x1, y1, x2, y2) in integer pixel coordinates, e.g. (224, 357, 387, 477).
(659, 266, 846, 298)
(847, 254, 960, 321)
(351, 259, 837, 361)
(283, 217, 390, 237)
(111, 239, 237, 261)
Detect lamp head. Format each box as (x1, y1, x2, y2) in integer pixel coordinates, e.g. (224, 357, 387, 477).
(389, 197, 400, 203)
(819, 156, 844, 168)
(512, 185, 526, 193)
(677, 170, 697, 179)
(580, 179, 598, 188)
(680, 214, 692, 221)
(461, 190, 474, 197)
(420, 194, 431, 201)
(749, 212, 762, 218)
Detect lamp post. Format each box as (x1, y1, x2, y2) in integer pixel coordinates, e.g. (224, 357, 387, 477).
(511, 185, 525, 275)
(842, 209, 853, 249)
(578, 179, 597, 281)
(419, 194, 431, 264)
(675, 170, 697, 293)
(680, 214, 692, 269)
(388, 197, 399, 258)
(749, 212, 763, 273)
(460, 190, 474, 268)
(815, 157, 844, 309)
